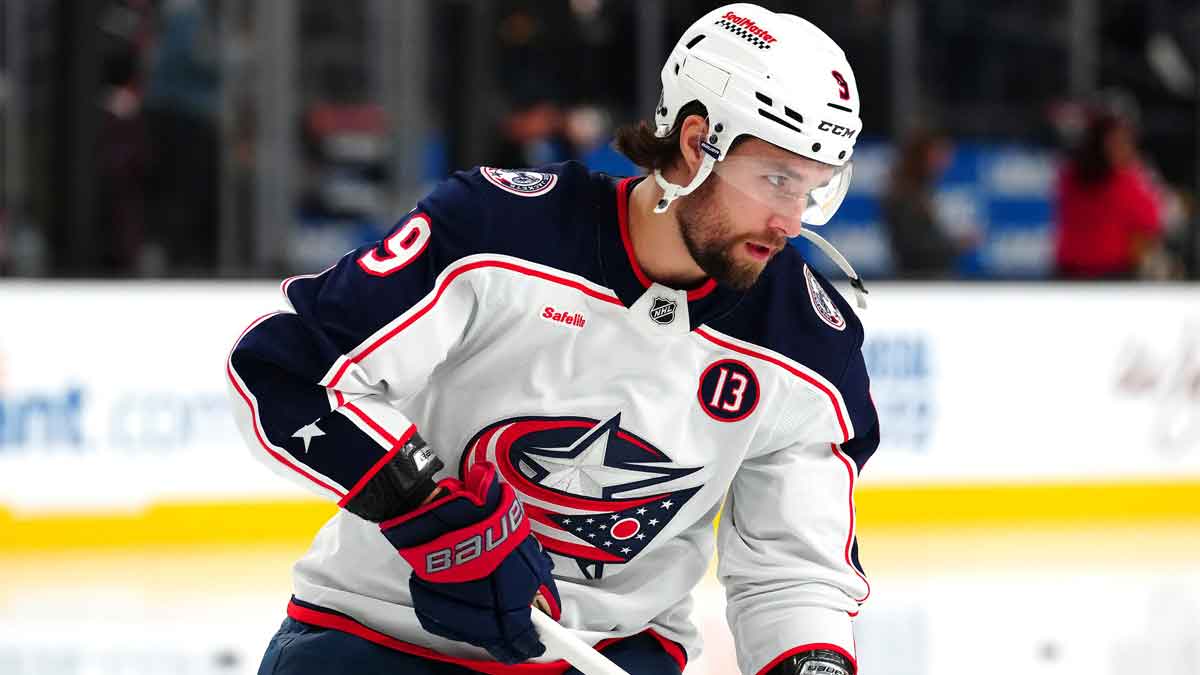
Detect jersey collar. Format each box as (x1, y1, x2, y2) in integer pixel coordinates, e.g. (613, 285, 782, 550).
(597, 176, 744, 330)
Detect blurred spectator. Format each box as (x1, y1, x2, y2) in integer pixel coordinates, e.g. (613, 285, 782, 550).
(1053, 111, 1163, 280)
(488, 78, 570, 169)
(881, 128, 967, 279)
(94, 44, 150, 275)
(143, 0, 220, 275)
(562, 104, 639, 176)
(0, 210, 7, 276)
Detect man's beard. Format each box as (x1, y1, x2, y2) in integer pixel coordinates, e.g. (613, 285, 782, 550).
(676, 179, 777, 291)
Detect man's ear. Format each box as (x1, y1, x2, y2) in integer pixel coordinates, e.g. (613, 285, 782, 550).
(675, 114, 710, 182)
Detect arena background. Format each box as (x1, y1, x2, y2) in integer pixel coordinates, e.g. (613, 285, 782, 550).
(1, 2, 1199, 674)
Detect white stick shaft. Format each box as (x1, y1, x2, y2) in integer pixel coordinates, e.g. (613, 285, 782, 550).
(530, 610, 632, 675)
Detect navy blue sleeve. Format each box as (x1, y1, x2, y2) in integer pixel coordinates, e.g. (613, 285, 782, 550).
(836, 345, 879, 475)
(226, 170, 493, 504)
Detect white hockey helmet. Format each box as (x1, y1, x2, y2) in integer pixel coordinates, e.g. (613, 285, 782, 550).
(653, 3, 868, 305)
(653, 3, 861, 224)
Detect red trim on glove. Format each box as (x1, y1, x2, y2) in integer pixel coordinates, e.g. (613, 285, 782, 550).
(381, 463, 531, 583)
(397, 488, 530, 582)
(756, 643, 857, 675)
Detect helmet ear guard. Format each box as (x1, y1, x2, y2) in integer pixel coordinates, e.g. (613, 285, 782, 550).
(652, 113, 723, 213)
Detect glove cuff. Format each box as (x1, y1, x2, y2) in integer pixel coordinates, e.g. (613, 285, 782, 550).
(341, 431, 443, 522)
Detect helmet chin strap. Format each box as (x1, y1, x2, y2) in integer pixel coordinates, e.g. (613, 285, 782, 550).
(652, 154, 717, 213)
(797, 228, 868, 309)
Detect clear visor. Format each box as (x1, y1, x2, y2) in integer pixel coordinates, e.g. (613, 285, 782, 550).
(710, 156, 853, 226)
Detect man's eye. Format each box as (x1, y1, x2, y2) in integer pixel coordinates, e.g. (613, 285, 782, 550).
(765, 175, 788, 188)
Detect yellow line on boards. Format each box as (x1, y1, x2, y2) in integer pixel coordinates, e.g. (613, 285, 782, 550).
(855, 480, 1200, 528)
(0, 500, 338, 551)
(2, 481, 1199, 551)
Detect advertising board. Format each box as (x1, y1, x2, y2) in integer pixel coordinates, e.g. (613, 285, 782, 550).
(2, 282, 1197, 519)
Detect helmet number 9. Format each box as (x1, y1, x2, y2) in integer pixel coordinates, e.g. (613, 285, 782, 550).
(831, 70, 850, 101)
(358, 213, 432, 277)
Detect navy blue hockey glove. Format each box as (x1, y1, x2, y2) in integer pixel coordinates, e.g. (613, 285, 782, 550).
(380, 461, 561, 664)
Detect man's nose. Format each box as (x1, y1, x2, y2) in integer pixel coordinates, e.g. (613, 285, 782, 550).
(767, 212, 804, 239)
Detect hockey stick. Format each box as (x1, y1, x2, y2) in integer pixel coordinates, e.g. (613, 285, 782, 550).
(530, 609, 632, 675)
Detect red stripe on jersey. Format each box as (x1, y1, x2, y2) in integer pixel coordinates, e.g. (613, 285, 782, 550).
(328, 259, 623, 388)
(523, 503, 566, 529)
(693, 327, 850, 442)
(686, 279, 718, 301)
(466, 419, 664, 472)
(342, 401, 400, 446)
(832, 443, 870, 603)
(616, 429, 666, 459)
(616, 176, 654, 290)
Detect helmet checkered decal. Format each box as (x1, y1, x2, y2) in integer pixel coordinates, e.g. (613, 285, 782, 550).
(715, 17, 773, 50)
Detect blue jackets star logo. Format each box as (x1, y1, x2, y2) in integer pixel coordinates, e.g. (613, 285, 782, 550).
(460, 413, 704, 579)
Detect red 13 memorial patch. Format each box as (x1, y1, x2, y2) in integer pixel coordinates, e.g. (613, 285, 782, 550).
(698, 359, 760, 422)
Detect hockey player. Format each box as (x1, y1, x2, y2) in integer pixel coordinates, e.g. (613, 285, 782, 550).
(228, 4, 877, 674)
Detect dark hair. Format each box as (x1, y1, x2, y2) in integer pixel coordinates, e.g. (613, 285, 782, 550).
(889, 127, 950, 193)
(614, 101, 708, 172)
(1071, 113, 1124, 185)
(102, 45, 139, 88)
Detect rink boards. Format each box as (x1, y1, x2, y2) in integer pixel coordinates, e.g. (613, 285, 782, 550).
(1, 281, 1199, 549)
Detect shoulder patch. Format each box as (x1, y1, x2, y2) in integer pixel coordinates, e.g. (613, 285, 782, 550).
(804, 264, 846, 331)
(479, 167, 558, 197)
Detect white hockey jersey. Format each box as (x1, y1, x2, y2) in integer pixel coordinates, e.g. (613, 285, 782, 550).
(226, 162, 878, 675)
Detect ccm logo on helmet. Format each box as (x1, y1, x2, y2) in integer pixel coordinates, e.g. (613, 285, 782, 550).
(721, 11, 778, 44)
(818, 120, 856, 139)
(424, 499, 525, 574)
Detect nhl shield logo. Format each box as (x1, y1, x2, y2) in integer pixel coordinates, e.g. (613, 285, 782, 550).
(648, 296, 677, 325)
(480, 167, 558, 197)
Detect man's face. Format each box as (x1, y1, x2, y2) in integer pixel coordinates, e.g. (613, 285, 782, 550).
(676, 138, 837, 291)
